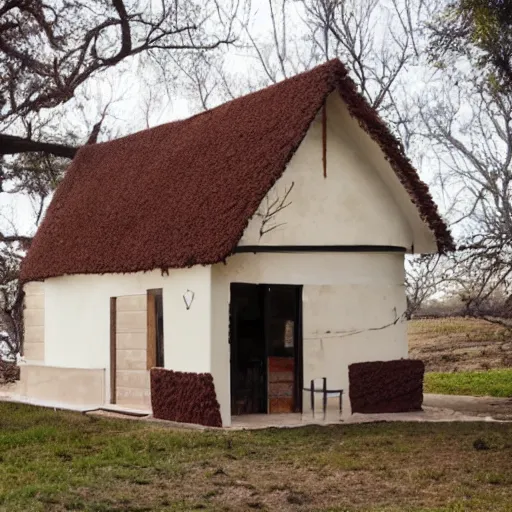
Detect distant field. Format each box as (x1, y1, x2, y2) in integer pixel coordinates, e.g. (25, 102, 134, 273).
(408, 317, 512, 373)
(409, 317, 512, 398)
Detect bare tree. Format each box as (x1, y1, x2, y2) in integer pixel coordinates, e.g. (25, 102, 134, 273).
(417, 60, 512, 323)
(0, 0, 241, 155)
(302, 0, 446, 143)
(0, 216, 25, 360)
(180, 0, 440, 138)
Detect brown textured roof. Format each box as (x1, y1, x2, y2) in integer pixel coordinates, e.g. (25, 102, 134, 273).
(21, 59, 454, 282)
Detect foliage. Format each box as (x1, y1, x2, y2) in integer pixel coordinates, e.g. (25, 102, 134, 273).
(430, 0, 512, 89)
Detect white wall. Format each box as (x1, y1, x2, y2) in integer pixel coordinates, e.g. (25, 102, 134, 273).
(239, 93, 437, 252)
(211, 251, 408, 426)
(42, 265, 212, 402)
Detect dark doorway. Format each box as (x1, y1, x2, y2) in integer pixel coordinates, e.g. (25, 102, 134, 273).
(229, 283, 303, 415)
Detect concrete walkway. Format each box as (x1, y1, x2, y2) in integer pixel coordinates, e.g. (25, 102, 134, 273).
(2, 387, 511, 428)
(423, 393, 512, 421)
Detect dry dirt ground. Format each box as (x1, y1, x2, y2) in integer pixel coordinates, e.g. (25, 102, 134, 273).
(408, 317, 512, 373)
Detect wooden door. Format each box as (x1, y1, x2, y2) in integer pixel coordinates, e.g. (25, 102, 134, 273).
(110, 293, 154, 409)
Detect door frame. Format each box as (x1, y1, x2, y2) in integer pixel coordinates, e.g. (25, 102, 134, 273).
(229, 283, 303, 415)
(293, 285, 304, 413)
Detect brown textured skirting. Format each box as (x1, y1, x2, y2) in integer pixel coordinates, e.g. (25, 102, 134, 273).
(349, 359, 424, 414)
(150, 368, 222, 427)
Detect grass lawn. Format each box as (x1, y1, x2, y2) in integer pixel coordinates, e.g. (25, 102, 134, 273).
(0, 403, 512, 511)
(424, 369, 512, 398)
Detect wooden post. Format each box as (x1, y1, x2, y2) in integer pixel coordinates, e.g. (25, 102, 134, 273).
(311, 379, 315, 418)
(322, 377, 327, 421)
(110, 297, 116, 404)
(147, 292, 157, 370)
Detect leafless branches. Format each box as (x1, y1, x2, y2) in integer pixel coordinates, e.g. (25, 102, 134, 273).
(0, 231, 25, 358)
(414, 57, 512, 322)
(257, 181, 295, 239)
(405, 254, 444, 317)
(0, 0, 242, 154)
(302, 0, 442, 140)
(0, 0, 243, 357)
(0, 0, 239, 122)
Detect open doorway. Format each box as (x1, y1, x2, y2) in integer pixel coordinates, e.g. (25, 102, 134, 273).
(229, 283, 303, 415)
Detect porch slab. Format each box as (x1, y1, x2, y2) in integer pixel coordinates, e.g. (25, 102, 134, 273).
(229, 405, 504, 429)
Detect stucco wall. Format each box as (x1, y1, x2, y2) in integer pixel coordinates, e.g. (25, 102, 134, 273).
(211, 252, 408, 426)
(41, 266, 212, 404)
(239, 93, 436, 252)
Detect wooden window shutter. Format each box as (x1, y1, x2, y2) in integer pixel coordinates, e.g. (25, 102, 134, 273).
(147, 292, 157, 370)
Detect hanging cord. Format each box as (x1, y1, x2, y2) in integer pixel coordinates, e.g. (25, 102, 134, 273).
(322, 102, 327, 178)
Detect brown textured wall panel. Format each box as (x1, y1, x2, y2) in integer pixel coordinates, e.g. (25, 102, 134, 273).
(150, 368, 222, 427)
(349, 359, 424, 414)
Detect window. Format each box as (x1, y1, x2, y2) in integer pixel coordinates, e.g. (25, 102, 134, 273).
(147, 289, 164, 368)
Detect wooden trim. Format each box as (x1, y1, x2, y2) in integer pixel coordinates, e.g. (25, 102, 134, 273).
(110, 297, 116, 404)
(147, 292, 157, 370)
(234, 245, 407, 254)
(295, 285, 304, 413)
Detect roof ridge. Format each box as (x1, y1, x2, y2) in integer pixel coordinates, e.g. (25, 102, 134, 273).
(85, 59, 347, 151)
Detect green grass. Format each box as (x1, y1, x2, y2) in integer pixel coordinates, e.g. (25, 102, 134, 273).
(0, 402, 511, 511)
(424, 369, 512, 397)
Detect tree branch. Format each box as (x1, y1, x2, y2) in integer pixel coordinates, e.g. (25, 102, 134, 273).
(0, 134, 78, 158)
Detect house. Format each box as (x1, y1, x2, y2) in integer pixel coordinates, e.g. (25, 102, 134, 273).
(18, 59, 453, 427)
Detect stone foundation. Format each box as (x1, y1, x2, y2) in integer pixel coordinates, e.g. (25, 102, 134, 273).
(19, 365, 105, 405)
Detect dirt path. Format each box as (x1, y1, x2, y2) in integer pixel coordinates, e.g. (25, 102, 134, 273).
(424, 393, 512, 421)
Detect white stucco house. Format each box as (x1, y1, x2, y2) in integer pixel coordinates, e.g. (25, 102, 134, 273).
(18, 59, 453, 427)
